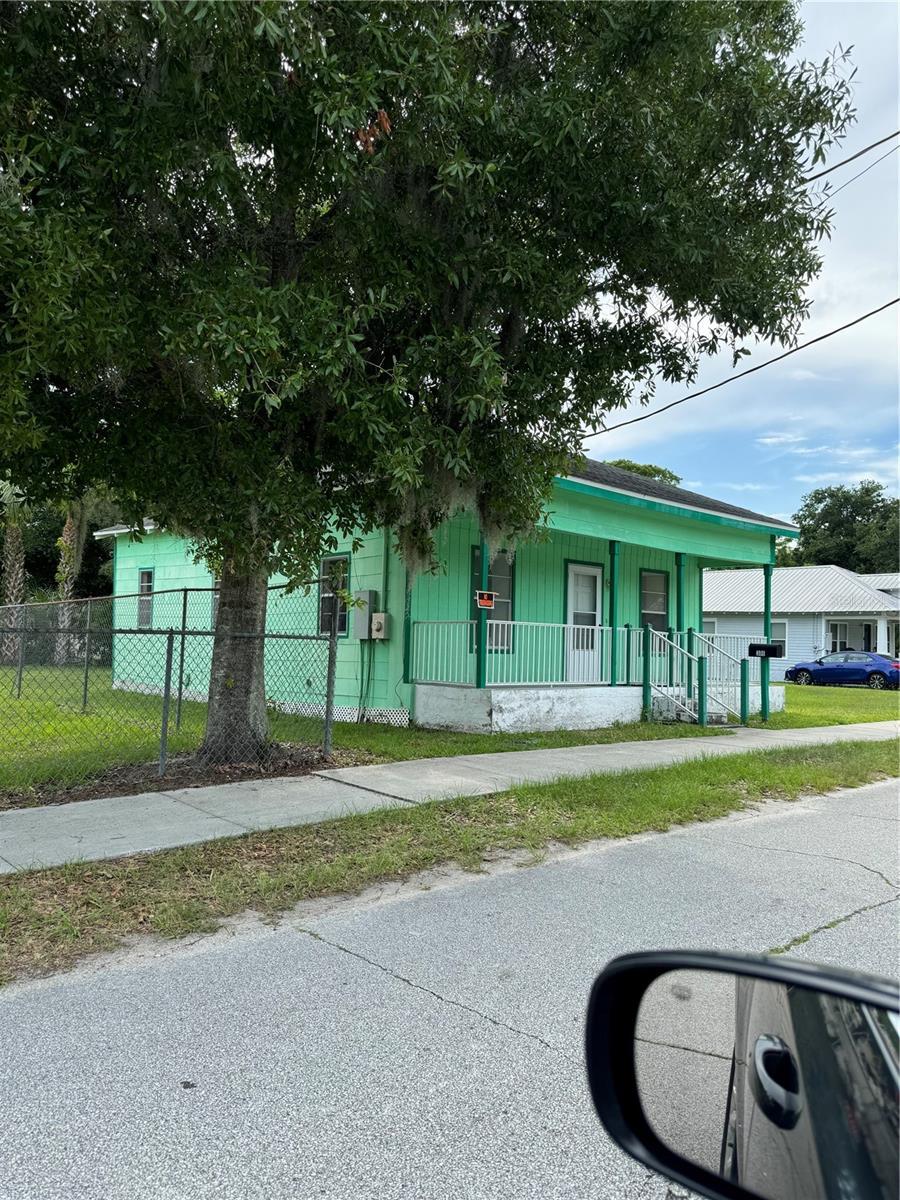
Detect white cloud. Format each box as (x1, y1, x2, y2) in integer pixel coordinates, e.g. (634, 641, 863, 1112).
(717, 482, 774, 492)
(787, 368, 835, 382)
(756, 433, 807, 446)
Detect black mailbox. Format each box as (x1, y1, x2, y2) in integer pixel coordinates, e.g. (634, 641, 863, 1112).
(748, 643, 780, 658)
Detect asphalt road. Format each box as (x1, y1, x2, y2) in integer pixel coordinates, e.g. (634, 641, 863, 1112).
(1, 778, 897, 1200)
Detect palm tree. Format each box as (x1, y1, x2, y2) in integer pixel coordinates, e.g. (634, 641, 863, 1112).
(53, 499, 88, 664)
(1, 481, 28, 663)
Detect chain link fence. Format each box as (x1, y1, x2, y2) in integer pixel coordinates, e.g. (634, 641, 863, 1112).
(0, 583, 338, 800)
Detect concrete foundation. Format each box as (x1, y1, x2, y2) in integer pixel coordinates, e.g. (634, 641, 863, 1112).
(413, 684, 644, 733)
(414, 681, 784, 733)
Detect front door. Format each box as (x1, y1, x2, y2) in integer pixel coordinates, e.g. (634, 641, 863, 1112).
(567, 564, 604, 682)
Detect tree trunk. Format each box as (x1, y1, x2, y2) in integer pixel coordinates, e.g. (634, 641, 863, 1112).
(199, 561, 269, 764)
(54, 505, 87, 665)
(1, 522, 25, 663)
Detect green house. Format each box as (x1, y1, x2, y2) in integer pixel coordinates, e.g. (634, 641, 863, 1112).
(95, 462, 794, 732)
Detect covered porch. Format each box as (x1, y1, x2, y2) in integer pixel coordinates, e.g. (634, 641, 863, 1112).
(404, 479, 784, 732)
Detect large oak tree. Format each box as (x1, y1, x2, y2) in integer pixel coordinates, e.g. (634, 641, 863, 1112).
(0, 1, 851, 759)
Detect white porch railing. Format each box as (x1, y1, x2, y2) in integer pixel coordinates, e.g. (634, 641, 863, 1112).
(410, 620, 476, 686)
(703, 634, 761, 682)
(647, 628, 702, 722)
(411, 621, 648, 687)
(411, 619, 761, 726)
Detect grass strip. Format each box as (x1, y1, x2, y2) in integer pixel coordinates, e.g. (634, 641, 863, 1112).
(1, 738, 896, 986)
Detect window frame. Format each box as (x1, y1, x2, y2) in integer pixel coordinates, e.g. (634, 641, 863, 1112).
(701, 618, 717, 637)
(639, 568, 670, 634)
(471, 546, 515, 653)
(770, 619, 787, 658)
(137, 568, 154, 629)
(318, 553, 351, 638)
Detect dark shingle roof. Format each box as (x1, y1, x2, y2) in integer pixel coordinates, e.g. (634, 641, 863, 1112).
(569, 459, 797, 530)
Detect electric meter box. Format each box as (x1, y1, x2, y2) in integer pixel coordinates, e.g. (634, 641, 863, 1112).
(353, 590, 378, 640)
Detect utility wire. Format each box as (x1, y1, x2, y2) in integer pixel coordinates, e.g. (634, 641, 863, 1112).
(824, 144, 899, 202)
(805, 130, 899, 181)
(590, 298, 900, 438)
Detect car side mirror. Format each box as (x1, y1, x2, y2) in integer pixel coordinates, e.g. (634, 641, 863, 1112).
(815, 658, 824, 664)
(585, 951, 899, 1200)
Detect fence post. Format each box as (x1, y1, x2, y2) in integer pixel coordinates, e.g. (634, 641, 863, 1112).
(158, 629, 175, 777)
(697, 655, 708, 727)
(641, 623, 652, 718)
(323, 613, 339, 757)
(14, 623, 26, 698)
(81, 600, 92, 711)
(740, 659, 750, 725)
(624, 623, 632, 686)
(175, 587, 188, 730)
(686, 626, 694, 701)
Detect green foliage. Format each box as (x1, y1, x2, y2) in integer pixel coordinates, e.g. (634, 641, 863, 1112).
(789, 480, 900, 572)
(605, 459, 682, 486)
(0, 1, 853, 578)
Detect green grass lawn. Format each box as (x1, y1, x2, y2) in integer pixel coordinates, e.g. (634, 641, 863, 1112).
(757, 683, 900, 729)
(1, 738, 894, 985)
(1, 666, 896, 798)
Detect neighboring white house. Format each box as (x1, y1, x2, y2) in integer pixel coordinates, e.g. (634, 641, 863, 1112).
(703, 565, 900, 680)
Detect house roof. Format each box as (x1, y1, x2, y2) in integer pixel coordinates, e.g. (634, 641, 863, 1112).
(858, 572, 900, 592)
(93, 520, 158, 541)
(569, 460, 797, 532)
(704, 564, 900, 615)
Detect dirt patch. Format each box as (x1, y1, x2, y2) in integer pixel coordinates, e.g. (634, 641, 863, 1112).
(0, 743, 378, 812)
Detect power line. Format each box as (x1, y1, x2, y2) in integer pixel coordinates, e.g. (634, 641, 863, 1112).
(824, 144, 899, 202)
(590, 298, 900, 438)
(805, 130, 899, 182)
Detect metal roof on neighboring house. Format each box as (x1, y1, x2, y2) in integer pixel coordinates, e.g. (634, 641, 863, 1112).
(704, 564, 900, 615)
(570, 460, 797, 531)
(857, 572, 900, 592)
(93, 520, 158, 540)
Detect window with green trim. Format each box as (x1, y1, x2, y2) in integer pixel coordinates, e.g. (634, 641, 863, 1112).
(640, 570, 668, 632)
(319, 555, 350, 636)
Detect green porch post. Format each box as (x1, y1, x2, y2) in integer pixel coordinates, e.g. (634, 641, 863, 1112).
(697, 563, 704, 629)
(624, 623, 632, 685)
(740, 658, 750, 725)
(760, 562, 773, 720)
(641, 623, 652, 717)
(608, 539, 620, 685)
(686, 626, 694, 701)
(697, 655, 708, 726)
(675, 552, 686, 633)
(402, 571, 412, 684)
(476, 536, 489, 688)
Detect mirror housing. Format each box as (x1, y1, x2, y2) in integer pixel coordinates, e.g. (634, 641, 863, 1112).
(584, 950, 899, 1200)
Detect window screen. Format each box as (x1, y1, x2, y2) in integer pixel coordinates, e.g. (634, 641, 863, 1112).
(319, 556, 349, 636)
(137, 569, 154, 628)
(640, 571, 668, 632)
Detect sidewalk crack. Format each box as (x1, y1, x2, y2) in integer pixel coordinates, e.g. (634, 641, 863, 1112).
(768, 895, 899, 956)
(299, 927, 575, 1063)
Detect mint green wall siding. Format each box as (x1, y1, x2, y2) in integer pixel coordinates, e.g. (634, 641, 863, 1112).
(108, 480, 767, 715)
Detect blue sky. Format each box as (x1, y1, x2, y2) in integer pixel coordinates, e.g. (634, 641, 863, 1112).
(584, 1, 899, 523)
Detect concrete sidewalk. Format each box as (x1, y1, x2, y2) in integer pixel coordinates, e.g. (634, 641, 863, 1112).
(1, 720, 896, 874)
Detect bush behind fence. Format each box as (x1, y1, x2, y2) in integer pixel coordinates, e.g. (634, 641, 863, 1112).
(0, 584, 338, 796)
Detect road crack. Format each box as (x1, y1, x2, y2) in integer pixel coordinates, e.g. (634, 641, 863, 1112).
(298, 927, 576, 1063)
(768, 895, 899, 956)
(705, 836, 898, 890)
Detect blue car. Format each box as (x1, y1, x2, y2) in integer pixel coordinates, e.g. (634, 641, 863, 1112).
(785, 651, 900, 689)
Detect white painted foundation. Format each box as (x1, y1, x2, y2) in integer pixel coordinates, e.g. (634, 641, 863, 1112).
(414, 684, 644, 733)
(413, 682, 784, 733)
